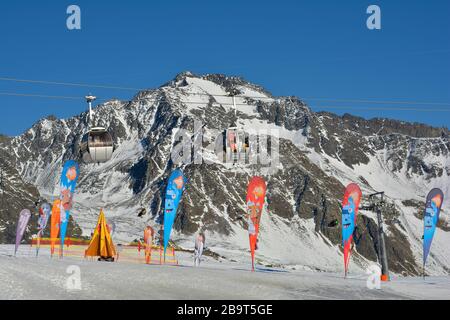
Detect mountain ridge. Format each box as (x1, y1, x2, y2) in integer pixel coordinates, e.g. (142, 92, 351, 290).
(0, 72, 449, 276)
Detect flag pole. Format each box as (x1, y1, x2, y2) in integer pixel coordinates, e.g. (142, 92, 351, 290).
(423, 263, 426, 280)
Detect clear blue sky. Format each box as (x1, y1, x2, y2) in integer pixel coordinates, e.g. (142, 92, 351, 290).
(0, 0, 449, 136)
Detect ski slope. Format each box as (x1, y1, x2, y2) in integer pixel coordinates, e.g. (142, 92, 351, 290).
(1, 245, 449, 300)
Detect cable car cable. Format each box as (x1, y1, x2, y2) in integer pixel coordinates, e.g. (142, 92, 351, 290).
(1, 90, 450, 113)
(1, 75, 450, 107)
(0, 77, 143, 92)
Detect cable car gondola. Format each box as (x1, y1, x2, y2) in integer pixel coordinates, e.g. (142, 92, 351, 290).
(80, 127, 114, 163)
(79, 95, 114, 164)
(224, 90, 249, 164)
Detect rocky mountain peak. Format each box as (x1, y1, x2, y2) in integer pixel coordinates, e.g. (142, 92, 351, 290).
(0, 73, 449, 276)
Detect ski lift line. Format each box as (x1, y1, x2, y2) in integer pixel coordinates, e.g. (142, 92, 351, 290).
(134, 97, 450, 111)
(0, 92, 450, 112)
(301, 98, 450, 107)
(0, 92, 112, 101)
(0, 77, 142, 92)
(142, 99, 450, 112)
(0, 92, 84, 100)
(2, 76, 450, 107)
(180, 92, 450, 107)
(2, 91, 450, 112)
(314, 106, 450, 112)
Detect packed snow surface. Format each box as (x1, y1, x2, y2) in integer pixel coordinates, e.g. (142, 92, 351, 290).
(1, 245, 449, 300)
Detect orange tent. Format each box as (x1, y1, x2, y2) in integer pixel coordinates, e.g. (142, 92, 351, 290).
(85, 209, 116, 258)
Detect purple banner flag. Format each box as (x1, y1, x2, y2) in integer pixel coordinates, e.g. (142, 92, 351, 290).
(15, 209, 31, 256)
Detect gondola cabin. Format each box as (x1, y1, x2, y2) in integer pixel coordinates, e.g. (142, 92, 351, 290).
(225, 127, 249, 163)
(80, 127, 114, 163)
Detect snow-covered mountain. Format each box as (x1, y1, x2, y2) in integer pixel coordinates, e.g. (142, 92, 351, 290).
(0, 135, 40, 242)
(0, 72, 449, 276)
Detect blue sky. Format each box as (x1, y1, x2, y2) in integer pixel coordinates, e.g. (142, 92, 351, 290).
(0, 0, 449, 136)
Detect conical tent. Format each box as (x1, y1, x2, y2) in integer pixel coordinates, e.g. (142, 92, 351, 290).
(85, 209, 116, 258)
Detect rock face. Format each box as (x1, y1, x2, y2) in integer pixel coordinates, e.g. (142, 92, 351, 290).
(0, 135, 40, 243)
(0, 136, 86, 244)
(0, 72, 449, 275)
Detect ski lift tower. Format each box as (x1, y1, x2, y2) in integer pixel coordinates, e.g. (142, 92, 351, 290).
(0, 168, 4, 213)
(0, 168, 3, 194)
(228, 88, 240, 120)
(0, 168, 4, 197)
(361, 191, 390, 281)
(86, 94, 97, 122)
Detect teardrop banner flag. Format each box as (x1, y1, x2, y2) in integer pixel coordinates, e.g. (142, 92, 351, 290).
(341, 183, 362, 278)
(423, 188, 444, 271)
(59, 160, 80, 257)
(144, 226, 155, 264)
(14, 209, 31, 256)
(50, 199, 61, 257)
(163, 169, 187, 259)
(246, 176, 267, 272)
(36, 202, 51, 257)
